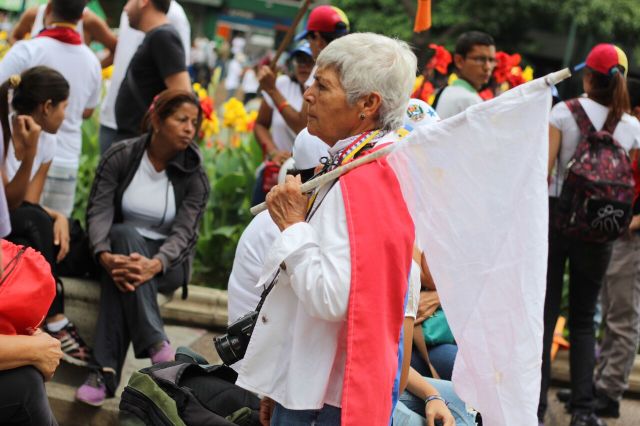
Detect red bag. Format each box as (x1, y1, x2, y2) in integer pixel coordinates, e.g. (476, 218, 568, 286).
(0, 239, 55, 335)
(261, 161, 281, 193)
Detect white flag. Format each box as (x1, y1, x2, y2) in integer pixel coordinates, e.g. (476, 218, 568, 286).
(387, 77, 552, 425)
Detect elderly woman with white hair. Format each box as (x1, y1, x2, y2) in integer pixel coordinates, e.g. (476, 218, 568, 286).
(235, 33, 454, 426)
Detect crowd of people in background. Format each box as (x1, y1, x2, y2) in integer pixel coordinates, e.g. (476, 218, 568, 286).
(0, 1, 638, 426)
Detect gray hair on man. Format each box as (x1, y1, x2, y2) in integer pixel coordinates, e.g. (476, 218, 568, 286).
(316, 32, 417, 131)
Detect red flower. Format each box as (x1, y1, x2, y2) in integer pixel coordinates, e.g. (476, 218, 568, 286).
(200, 97, 214, 119)
(426, 44, 452, 75)
(493, 52, 528, 88)
(412, 80, 434, 103)
(479, 88, 494, 101)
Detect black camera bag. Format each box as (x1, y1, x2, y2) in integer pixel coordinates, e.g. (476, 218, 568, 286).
(119, 349, 260, 426)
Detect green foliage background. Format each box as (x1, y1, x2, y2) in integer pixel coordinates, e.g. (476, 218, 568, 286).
(333, 0, 640, 69)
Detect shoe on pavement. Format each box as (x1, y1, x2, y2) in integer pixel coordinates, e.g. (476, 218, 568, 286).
(556, 388, 571, 403)
(149, 341, 175, 364)
(594, 393, 620, 418)
(46, 321, 93, 367)
(570, 412, 607, 426)
(75, 371, 107, 407)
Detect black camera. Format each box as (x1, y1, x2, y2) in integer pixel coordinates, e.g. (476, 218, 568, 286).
(213, 311, 258, 365)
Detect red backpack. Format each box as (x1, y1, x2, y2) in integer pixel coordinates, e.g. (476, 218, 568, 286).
(553, 99, 635, 243)
(0, 239, 55, 335)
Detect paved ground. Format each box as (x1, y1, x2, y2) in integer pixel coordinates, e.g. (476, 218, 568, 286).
(50, 327, 640, 425)
(544, 386, 640, 426)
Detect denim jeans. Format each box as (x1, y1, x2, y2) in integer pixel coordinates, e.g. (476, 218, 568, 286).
(410, 343, 458, 381)
(394, 378, 478, 426)
(99, 124, 118, 155)
(271, 403, 340, 425)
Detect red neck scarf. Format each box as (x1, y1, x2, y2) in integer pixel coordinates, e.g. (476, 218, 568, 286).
(37, 26, 82, 45)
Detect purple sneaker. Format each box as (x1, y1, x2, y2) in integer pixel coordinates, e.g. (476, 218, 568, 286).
(75, 372, 107, 407)
(149, 341, 175, 364)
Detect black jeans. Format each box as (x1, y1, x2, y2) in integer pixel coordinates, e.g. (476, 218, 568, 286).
(538, 200, 613, 419)
(0, 366, 57, 425)
(92, 224, 185, 394)
(7, 202, 64, 317)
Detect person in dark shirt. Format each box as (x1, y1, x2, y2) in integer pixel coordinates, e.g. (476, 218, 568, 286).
(115, 0, 190, 141)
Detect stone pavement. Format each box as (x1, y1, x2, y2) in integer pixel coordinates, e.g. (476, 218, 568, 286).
(545, 386, 640, 426)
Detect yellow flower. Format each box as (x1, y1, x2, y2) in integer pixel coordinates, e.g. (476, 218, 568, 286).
(0, 31, 7, 41)
(522, 66, 534, 82)
(413, 75, 424, 93)
(448, 73, 458, 85)
(101, 65, 113, 80)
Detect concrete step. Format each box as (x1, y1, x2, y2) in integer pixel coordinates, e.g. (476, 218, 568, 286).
(49, 276, 226, 426)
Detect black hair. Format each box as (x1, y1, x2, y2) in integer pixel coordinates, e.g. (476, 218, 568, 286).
(141, 89, 202, 134)
(51, 0, 87, 22)
(316, 29, 348, 44)
(454, 31, 495, 57)
(585, 67, 631, 130)
(0, 66, 69, 153)
(150, 0, 171, 14)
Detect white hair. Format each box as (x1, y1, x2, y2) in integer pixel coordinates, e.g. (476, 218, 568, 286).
(316, 32, 417, 131)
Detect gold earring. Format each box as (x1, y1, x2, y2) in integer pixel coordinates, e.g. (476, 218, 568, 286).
(359, 113, 366, 120)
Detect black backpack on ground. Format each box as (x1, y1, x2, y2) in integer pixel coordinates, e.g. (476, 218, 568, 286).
(119, 348, 260, 426)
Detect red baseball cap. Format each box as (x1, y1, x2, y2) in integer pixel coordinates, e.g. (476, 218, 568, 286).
(295, 5, 349, 41)
(574, 43, 628, 77)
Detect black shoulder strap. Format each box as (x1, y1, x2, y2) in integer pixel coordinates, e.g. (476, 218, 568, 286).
(431, 85, 447, 110)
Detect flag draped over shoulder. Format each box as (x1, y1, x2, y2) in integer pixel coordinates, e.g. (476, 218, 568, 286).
(387, 77, 551, 425)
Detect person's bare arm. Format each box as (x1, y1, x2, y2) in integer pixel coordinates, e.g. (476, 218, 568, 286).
(400, 317, 414, 392)
(83, 10, 117, 67)
(254, 100, 290, 165)
(164, 71, 192, 92)
(23, 161, 49, 205)
(258, 66, 307, 134)
(9, 7, 38, 45)
(405, 367, 454, 426)
(548, 125, 562, 177)
(0, 332, 62, 381)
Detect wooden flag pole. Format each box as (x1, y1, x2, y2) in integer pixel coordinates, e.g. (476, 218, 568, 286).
(270, 0, 312, 69)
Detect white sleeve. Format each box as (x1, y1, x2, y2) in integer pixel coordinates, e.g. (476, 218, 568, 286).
(404, 260, 421, 318)
(86, 60, 102, 109)
(549, 101, 570, 131)
(257, 186, 351, 321)
(0, 42, 31, 84)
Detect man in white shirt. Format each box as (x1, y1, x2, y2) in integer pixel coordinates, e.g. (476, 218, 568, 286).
(0, 0, 101, 217)
(434, 31, 496, 119)
(99, 0, 190, 154)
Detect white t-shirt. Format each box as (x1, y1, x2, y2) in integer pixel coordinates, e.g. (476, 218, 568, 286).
(549, 97, 640, 197)
(263, 75, 305, 152)
(99, 2, 191, 129)
(227, 210, 280, 324)
(0, 37, 101, 170)
(405, 261, 421, 319)
(2, 121, 56, 181)
(225, 58, 243, 91)
(121, 152, 176, 240)
(30, 4, 85, 41)
(241, 68, 259, 94)
(435, 85, 482, 119)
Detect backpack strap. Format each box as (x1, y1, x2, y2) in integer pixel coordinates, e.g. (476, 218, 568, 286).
(431, 85, 447, 110)
(565, 99, 596, 137)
